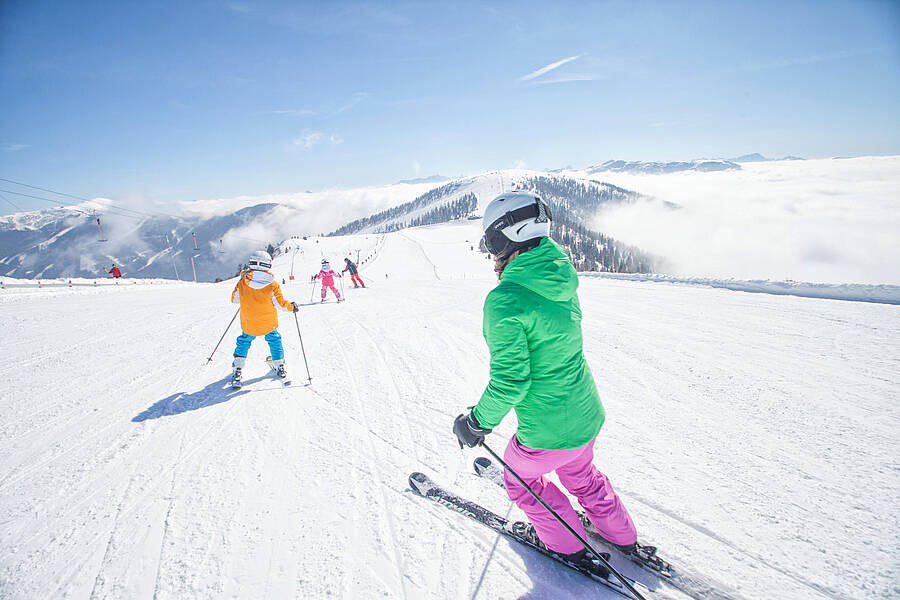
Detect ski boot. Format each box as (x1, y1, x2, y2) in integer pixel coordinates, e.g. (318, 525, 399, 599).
(511, 521, 610, 579)
(273, 359, 288, 379)
(592, 528, 670, 575)
(231, 356, 246, 389)
(561, 548, 611, 579)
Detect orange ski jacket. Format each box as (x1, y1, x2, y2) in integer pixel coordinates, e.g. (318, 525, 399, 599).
(231, 270, 294, 336)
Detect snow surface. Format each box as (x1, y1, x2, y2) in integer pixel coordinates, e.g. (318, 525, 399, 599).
(1, 222, 897, 600)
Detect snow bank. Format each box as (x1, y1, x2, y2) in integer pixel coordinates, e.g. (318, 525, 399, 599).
(580, 272, 900, 305)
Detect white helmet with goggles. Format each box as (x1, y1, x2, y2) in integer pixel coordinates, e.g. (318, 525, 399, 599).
(481, 192, 552, 257)
(248, 250, 272, 270)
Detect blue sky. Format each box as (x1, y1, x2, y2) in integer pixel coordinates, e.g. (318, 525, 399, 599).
(1, 0, 898, 214)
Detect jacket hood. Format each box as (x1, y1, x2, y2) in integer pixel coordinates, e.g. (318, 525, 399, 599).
(500, 237, 578, 302)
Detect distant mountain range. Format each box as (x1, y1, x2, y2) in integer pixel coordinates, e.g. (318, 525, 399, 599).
(553, 154, 805, 175)
(395, 174, 450, 185)
(729, 153, 804, 162)
(586, 159, 741, 174)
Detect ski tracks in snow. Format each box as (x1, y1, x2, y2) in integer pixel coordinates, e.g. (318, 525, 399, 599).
(319, 315, 414, 599)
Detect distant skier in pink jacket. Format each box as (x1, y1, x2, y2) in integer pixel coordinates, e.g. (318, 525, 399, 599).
(314, 259, 343, 303)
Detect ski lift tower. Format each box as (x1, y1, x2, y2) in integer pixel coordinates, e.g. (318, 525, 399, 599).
(289, 246, 299, 280)
(96, 216, 108, 242)
(190, 232, 200, 282)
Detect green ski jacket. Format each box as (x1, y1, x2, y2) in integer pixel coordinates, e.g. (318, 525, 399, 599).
(472, 237, 605, 450)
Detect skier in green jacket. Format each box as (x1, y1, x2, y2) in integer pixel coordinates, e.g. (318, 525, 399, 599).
(454, 191, 638, 568)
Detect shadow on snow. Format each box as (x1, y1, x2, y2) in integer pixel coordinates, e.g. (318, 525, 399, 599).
(132, 375, 277, 422)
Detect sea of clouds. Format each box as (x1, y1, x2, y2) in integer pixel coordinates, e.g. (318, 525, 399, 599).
(587, 156, 900, 285)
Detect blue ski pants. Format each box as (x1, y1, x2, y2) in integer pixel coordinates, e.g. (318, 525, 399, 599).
(234, 330, 284, 360)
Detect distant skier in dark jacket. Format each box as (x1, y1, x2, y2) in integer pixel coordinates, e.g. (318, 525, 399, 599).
(343, 258, 365, 288)
(454, 192, 637, 571)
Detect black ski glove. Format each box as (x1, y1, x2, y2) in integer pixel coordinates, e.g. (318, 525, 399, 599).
(292, 302, 300, 312)
(453, 412, 492, 448)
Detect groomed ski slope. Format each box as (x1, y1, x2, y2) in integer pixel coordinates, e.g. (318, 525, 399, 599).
(1, 221, 897, 600)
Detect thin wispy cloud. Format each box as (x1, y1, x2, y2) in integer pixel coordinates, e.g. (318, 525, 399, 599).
(519, 54, 583, 82)
(334, 92, 370, 115)
(738, 48, 878, 72)
(269, 109, 317, 116)
(2, 143, 29, 152)
(529, 73, 603, 86)
(226, 3, 252, 14)
(293, 131, 323, 149)
(292, 130, 343, 150)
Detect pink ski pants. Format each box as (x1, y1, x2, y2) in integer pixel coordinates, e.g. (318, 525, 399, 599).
(321, 283, 341, 299)
(503, 435, 637, 554)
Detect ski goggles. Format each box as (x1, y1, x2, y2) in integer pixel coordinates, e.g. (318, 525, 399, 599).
(481, 199, 552, 256)
(248, 259, 272, 269)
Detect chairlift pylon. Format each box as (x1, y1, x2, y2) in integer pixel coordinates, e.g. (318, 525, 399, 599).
(96, 217, 108, 242)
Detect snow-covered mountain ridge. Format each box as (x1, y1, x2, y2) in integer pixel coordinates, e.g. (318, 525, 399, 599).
(330, 170, 657, 273)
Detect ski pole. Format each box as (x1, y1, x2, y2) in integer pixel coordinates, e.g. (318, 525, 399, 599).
(293, 312, 312, 384)
(338, 273, 345, 298)
(206, 308, 240, 364)
(309, 279, 318, 303)
(481, 442, 646, 600)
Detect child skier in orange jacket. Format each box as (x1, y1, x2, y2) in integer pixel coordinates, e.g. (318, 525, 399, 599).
(230, 251, 298, 387)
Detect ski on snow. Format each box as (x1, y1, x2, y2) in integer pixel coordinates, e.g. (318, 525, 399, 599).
(228, 359, 291, 390)
(472, 456, 745, 600)
(408, 471, 645, 599)
(265, 356, 291, 386)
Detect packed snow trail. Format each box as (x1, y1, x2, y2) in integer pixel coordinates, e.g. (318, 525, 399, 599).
(1, 224, 898, 599)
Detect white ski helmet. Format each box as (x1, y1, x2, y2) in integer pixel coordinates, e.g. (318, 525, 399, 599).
(248, 250, 272, 270)
(481, 192, 552, 257)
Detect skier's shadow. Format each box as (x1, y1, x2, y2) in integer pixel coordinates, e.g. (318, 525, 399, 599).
(508, 544, 609, 600)
(471, 528, 659, 599)
(507, 542, 661, 600)
(132, 375, 271, 422)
